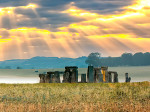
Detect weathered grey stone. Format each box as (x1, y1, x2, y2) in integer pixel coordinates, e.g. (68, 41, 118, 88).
(81, 74, 86, 83)
(108, 71, 119, 83)
(45, 74, 50, 83)
(87, 66, 94, 83)
(125, 73, 131, 82)
(54, 71, 60, 83)
(39, 74, 45, 83)
(63, 68, 71, 83)
(71, 69, 76, 83)
(47, 72, 54, 83)
(63, 66, 78, 83)
(114, 73, 118, 83)
(128, 77, 131, 82)
(99, 73, 103, 82)
(94, 68, 100, 83)
(75, 69, 78, 83)
(125, 73, 129, 82)
(47, 71, 61, 83)
(108, 72, 112, 83)
(93, 68, 103, 83)
(96, 73, 103, 83)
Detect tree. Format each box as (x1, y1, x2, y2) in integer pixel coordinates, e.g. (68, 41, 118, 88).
(16, 66, 22, 69)
(143, 52, 150, 65)
(133, 52, 144, 66)
(121, 53, 133, 66)
(4, 66, 11, 69)
(85, 52, 101, 67)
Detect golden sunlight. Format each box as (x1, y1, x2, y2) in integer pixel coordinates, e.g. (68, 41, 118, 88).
(0, 0, 150, 60)
(26, 3, 38, 8)
(126, 0, 150, 10)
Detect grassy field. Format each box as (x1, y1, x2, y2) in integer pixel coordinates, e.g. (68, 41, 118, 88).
(0, 82, 149, 112)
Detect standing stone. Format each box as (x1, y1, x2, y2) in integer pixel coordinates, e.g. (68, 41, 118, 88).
(54, 71, 60, 83)
(63, 68, 71, 83)
(39, 74, 45, 83)
(46, 71, 61, 83)
(71, 69, 76, 83)
(63, 66, 78, 83)
(101, 67, 108, 83)
(94, 68, 99, 83)
(108, 72, 112, 83)
(75, 68, 78, 83)
(125, 73, 131, 82)
(87, 66, 94, 83)
(70, 66, 78, 83)
(105, 70, 109, 83)
(125, 73, 129, 82)
(96, 73, 103, 83)
(49, 74, 53, 83)
(81, 74, 86, 83)
(99, 73, 103, 82)
(128, 77, 131, 82)
(114, 72, 118, 83)
(47, 72, 54, 83)
(45, 74, 50, 83)
(94, 68, 103, 83)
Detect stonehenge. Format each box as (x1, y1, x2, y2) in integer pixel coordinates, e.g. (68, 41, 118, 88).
(39, 66, 132, 83)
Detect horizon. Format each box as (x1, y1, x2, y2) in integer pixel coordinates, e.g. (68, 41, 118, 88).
(1, 51, 150, 62)
(0, 0, 150, 61)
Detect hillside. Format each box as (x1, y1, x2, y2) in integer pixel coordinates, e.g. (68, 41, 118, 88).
(0, 56, 88, 69)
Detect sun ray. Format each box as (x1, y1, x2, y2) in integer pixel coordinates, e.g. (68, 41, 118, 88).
(0, 0, 150, 60)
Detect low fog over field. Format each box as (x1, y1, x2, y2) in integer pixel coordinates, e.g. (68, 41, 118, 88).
(0, 66, 149, 83)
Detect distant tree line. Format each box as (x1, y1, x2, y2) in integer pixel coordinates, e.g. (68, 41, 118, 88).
(0, 66, 22, 69)
(86, 52, 150, 67)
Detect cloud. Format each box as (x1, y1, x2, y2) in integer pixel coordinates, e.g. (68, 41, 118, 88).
(73, 0, 133, 14)
(0, 0, 135, 29)
(0, 0, 150, 60)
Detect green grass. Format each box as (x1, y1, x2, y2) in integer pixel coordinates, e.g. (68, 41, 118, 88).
(0, 82, 149, 112)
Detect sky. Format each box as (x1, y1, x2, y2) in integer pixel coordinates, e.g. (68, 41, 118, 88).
(0, 0, 150, 61)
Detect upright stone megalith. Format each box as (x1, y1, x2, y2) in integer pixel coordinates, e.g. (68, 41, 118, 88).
(125, 73, 129, 82)
(125, 73, 131, 82)
(94, 68, 103, 83)
(45, 74, 50, 83)
(63, 66, 78, 83)
(81, 74, 86, 83)
(108, 72, 112, 83)
(87, 66, 94, 83)
(128, 77, 131, 82)
(47, 72, 54, 83)
(114, 72, 118, 83)
(39, 74, 45, 83)
(101, 67, 108, 83)
(54, 71, 61, 83)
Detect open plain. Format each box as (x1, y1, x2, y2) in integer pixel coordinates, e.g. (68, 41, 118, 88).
(0, 82, 149, 112)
